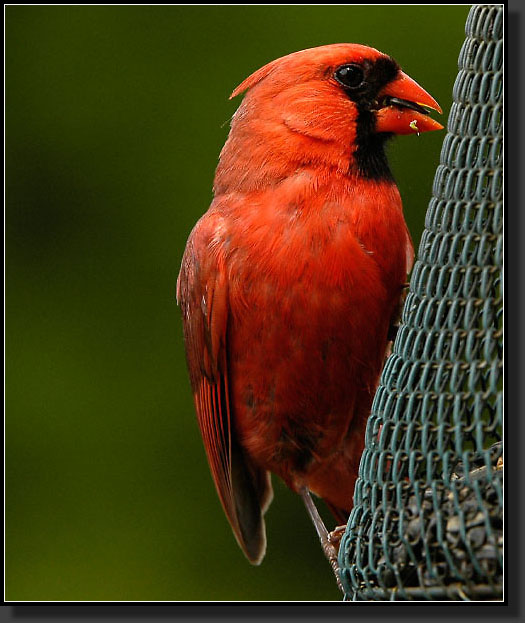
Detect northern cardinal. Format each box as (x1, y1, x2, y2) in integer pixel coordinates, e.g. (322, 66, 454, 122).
(177, 43, 442, 567)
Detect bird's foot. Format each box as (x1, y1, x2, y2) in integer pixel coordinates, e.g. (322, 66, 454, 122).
(328, 524, 347, 550)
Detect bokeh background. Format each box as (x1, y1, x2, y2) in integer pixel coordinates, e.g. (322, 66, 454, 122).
(6, 4, 471, 602)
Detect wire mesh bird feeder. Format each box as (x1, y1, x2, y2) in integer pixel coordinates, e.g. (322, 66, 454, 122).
(338, 4, 503, 601)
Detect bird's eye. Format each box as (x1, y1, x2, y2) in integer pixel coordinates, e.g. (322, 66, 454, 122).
(334, 64, 365, 89)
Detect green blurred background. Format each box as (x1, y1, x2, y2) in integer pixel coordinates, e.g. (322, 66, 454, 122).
(6, 4, 470, 602)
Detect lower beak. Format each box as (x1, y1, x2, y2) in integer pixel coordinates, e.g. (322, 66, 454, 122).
(375, 71, 443, 135)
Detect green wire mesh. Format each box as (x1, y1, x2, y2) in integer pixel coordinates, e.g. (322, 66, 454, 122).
(338, 4, 503, 601)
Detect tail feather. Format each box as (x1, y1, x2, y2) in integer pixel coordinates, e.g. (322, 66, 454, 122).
(230, 444, 273, 565)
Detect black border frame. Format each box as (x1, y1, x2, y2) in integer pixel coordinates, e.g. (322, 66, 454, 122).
(3, 1, 522, 620)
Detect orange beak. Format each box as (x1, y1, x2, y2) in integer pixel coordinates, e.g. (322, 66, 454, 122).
(375, 71, 443, 135)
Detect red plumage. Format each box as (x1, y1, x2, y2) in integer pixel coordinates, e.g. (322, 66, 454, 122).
(177, 43, 442, 563)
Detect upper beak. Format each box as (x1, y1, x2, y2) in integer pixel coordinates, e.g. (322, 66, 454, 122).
(375, 70, 443, 134)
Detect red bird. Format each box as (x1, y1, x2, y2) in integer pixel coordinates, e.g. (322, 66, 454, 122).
(177, 43, 442, 566)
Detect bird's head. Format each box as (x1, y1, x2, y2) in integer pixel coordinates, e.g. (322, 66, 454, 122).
(215, 43, 442, 191)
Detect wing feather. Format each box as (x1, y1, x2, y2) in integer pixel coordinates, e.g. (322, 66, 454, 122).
(177, 217, 272, 564)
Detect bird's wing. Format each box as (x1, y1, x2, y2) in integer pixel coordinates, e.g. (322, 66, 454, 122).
(176, 215, 272, 564)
